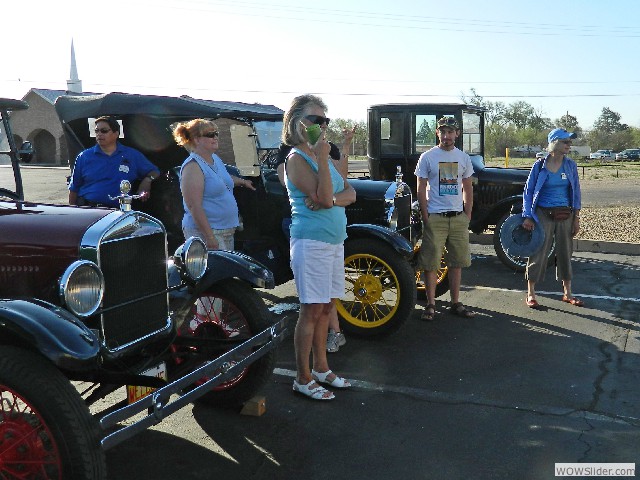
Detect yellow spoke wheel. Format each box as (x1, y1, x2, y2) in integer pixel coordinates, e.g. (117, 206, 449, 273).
(337, 239, 417, 337)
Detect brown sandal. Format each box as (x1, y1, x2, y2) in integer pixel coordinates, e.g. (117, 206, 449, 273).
(420, 304, 436, 321)
(562, 296, 584, 307)
(449, 302, 475, 318)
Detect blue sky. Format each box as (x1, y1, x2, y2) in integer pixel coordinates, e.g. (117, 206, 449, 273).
(3, 0, 640, 129)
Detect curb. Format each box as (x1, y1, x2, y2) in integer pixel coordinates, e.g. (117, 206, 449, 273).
(469, 233, 640, 256)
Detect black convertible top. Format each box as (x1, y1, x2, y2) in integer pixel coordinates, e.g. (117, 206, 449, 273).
(55, 92, 283, 122)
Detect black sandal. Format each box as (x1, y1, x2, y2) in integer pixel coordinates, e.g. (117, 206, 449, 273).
(420, 304, 436, 321)
(449, 302, 475, 318)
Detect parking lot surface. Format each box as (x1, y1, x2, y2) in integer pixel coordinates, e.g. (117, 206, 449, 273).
(105, 244, 640, 480)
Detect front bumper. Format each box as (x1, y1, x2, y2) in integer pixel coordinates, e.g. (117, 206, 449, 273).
(99, 314, 294, 450)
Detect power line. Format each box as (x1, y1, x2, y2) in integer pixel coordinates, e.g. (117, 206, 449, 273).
(128, 0, 640, 38)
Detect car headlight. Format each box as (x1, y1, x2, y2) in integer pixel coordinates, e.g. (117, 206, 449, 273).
(174, 236, 207, 281)
(59, 261, 104, 317)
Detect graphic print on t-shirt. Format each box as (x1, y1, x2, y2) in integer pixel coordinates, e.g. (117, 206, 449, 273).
(438, 162, 459, 196)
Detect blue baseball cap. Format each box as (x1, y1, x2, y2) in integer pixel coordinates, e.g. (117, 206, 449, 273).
(548, 128, 577, 143)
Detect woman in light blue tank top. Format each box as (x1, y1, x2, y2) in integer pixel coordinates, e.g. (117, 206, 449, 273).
(171, 119, 255, 250)
(282, 95, 356, 401)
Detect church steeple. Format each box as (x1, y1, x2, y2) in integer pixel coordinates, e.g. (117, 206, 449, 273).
(67, 39, 82, 93)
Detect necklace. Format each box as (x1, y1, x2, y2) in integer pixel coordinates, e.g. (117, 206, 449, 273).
(193, 152, 217, 172)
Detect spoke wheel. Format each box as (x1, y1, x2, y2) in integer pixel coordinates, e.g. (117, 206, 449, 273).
(172, 279, 275, 408)
(0, 346, 105, 480)
(414, 243, 450, 300)
(338, 239, 416, 337)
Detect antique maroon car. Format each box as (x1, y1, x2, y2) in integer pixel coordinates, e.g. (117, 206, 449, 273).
(0, 98, 289, 479)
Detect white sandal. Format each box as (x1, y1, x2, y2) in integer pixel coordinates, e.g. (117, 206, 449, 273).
(312, 369, 351, 389)
(293, 379, 335, 400)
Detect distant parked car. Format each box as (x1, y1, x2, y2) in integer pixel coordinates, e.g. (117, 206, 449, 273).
(511, 145, 541, 157)
(615, 149, 640, 161)
(589, 149, 614, 160)
(535, 151, 546, 159)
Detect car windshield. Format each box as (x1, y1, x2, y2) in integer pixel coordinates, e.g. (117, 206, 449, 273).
(254, 120, 283, 149)
(0, 113, 9, 154)
(0, 112, 14, 195)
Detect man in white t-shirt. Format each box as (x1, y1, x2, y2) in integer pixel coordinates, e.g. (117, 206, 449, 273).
(414, 116, 475, 320)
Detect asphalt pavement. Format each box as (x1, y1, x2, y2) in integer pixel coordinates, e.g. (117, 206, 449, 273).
(3, 165, 640, 478)
(105, 244, 640, 480)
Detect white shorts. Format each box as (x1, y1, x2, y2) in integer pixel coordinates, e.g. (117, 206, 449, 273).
(290, 238, 345, 304)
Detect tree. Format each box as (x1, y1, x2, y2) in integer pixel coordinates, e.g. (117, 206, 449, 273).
(326, 119, 367, 156)
(592, 107, 627, 135)
(555, 113, 582, 138)
(588, 107, 631, 150)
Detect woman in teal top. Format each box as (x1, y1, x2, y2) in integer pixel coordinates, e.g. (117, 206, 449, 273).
(282, 94, 356, 401)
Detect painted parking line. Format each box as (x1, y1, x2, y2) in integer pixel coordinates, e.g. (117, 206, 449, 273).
(463, 284, 640, 304)
(273, 368, 639, 426)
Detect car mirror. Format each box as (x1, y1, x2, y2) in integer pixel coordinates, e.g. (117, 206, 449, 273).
(18, 141, 34, 163)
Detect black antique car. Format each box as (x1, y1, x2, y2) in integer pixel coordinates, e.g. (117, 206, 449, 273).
(0, 98, 290, 479)
(54, 92, 427, 337)
(366, 103, 553, 272)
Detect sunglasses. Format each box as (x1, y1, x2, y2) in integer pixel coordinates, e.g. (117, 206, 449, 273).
(305, 115, 330, 126)
(201, 131, 219, 138)
(560, 140, 573, 144)
(94, 128, 112, 134)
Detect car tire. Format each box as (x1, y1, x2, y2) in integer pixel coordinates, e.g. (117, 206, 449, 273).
(493, 213, 555, 272)
(0, 346, 106, 480)
(337, 238, 417, 337)
(173, 279, 275, 408)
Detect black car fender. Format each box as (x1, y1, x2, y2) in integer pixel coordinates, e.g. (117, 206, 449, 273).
(168, 250, 274, 330)
(346, 224, 414, 259)
(470, 195, 523, 234)
(0, 299, 100, 370)
(196, 250, 275, 293)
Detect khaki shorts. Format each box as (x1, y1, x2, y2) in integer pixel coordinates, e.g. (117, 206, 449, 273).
(417, 213, 471, 271)
(183, 226, 236, 251)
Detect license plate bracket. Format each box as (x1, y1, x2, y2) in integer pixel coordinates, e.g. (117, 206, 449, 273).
(127, 362, 167, 404)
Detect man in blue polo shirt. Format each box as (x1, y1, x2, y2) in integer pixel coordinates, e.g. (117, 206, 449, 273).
(68, 116, 160, 207)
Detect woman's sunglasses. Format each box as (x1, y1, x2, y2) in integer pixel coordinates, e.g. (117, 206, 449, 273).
(305, 115, 330, 126)
(201, 131, 219, 138)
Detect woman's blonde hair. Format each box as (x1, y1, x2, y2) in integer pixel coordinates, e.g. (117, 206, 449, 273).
(547, 139, 563, 153)
(172, 119, 218, 152)
(281, 94, 327, 146)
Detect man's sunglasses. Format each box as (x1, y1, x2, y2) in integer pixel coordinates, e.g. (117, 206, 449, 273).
(94, 128, 112, 134)
(201, 131, 219, 138)
(305, 115, 330, 126)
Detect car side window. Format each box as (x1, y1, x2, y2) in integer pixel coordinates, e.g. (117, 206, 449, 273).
(380, 114, 404, 154)
(413, 114, 437, 154)
(462, 112, 482, 155)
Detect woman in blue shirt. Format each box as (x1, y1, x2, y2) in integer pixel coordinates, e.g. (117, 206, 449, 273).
(172, 119, 254, 250)
(282, 95, 356, 400)
(521, 128, 583, 308)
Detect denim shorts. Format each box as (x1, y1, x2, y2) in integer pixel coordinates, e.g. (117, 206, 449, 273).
(290, 238, 344, 304)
